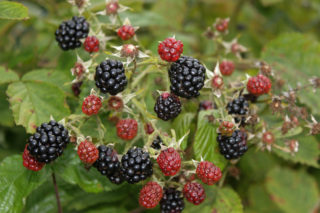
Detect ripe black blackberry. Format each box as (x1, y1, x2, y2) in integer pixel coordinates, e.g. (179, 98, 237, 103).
(93, 145, 124, 184)
(121, 147, 153, 184)
(168, 56, 206, 99)
(226, 96, 249, 125)
(217, 130, 248, 159)
(55, 16, 90, 51)
(27, 120, 70, 163)
(154, 92, 181, 121)
(151, 136, 163, 150)
(95, 59, 127, 95)
(160, 188, 185, 213)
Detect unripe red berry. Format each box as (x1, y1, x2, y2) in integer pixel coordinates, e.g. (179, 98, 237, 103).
(247, 74, 272, 96)
(158, 37, 183, 62)
(22, 144, 45, 171)
(84, 36, 100, 53)
(144, 123, 154, 135)
(199, 101, 213, 111)
(72, 62, 85, 79)
(77, 140, 99, 164)
(117, 25, 135, 40)
(82, 95, 102, 116)
(116, 118, 138, 140)
(139, 182, 163, 208)
(183, 182, 206, 205)
(196, 161, 222, 185)
(219, 60, 235, 76)
(157, 147, 181, 176)
(215, 19, 229, 32)
(218, 121, 235, 136)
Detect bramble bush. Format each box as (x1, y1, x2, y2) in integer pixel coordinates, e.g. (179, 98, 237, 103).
(0, 0, 320, 213)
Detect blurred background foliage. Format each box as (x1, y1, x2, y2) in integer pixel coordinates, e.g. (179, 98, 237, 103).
(0, 0, 320, 212)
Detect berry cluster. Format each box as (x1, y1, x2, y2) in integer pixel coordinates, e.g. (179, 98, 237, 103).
(22, 144, 45, 171)
(55, 16, 89, 50)
(226, 96, 249, 125)
(196, 161, 222, 185)
(77, 140, 99, 164)
(82, 95, 102, 116)
(160, 188, 185, 213)
(157, 147, 181, 176)
(169, 56, 206, 99)
(247, 74, 272, 96)
(117, 25, 135, 40)
(116, 118, 138, 140)
(27, 120, 70, 163)
(83, 36, 100, 53)
(154, 93, 181, 121)
(121, 147, 153, 184)
(93, 145, 123, 184)
(217, 130, 248, 159)
(219, 60, 235, 76)
(95, 59, 127, 95)
(158, 37, 183, 62)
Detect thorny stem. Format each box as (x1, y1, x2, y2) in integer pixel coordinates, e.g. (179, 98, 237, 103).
(52, 172, 62, 213)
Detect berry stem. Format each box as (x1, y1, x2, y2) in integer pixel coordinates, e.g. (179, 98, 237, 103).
(218, 165, 229, 188)
(52, 172, 63, 213)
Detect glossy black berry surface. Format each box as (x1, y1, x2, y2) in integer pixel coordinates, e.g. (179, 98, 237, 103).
(93, 145, 124, 184)
(217, 130, 248, 159)
(55, 16, 89, 51)
(154, 93, 181, 121)
(226, 96, 249, 125)
(27, 120, 70, 163)
(160, 188, 185, 213)
(95, 59, 127, 95)
(151, 136, 163, 150)
(168, 56, 206, 99)
(121, 148, 153, 184)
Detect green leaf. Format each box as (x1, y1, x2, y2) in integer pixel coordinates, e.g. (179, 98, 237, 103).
(260, 0, 283, 6)
(213, 187, 243, 213)
(193, 110, 227, 170)
(52, 146, 121, 193)
(172, 112, 196, 150)
(0, 85, 14, 126)
(22, 69, 73, 93)
(247, 184, 283, 213)
(7, 81, 70, 133)
(0, 1, 29, 20)
(261, 33, 320, 114)
(0, 155, 50, 213)
(265, 167, 319, 213)
(273, 134, 320, 168)
(0, 66, 19, 85)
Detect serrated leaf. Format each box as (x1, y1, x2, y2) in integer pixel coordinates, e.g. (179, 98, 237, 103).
(193, 110, 227, 170)
(0, 155, 50, 213)
(0, 66, 19, 85)
(52, 146, 121, 193)
(273, 134, 319, 168)
(213, 187, 243, 213)
(261, 33, 320, 114)
(7, 81, 70, 133)
(0, 1, 29, 20)
(172, 112, 196, 150)
(265, 167, 319, 213)
(22, 69, 73, 93)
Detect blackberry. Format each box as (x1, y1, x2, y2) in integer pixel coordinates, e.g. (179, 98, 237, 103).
(217, 130, 248, 159)
(154, 92, 181, 121)
(95, 59, 127, 95)
(168, 56, 206, 99)
(160, 188, 185, 213)
(226, 96, 249, 125)
(151, 136, 163, 150)
(55, 16, 90, 51)
(121, 147, 153, 184)
(93, 145, 124, 184)
(27, 120, 70, 163)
